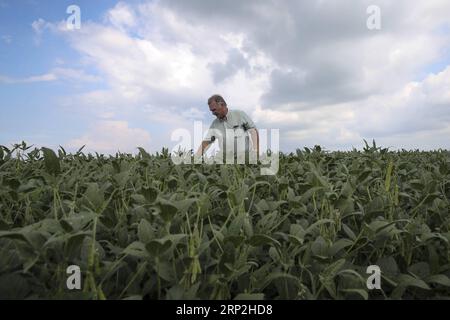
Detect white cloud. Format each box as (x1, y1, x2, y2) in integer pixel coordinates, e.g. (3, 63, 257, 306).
(31, 18, 47, 34)
(55, 2, 274, 109)
(0, 68, 100, 84)
(68, 120, 151, 154)
(31, 18, 53, 45)
(105, 2, 136, 31)
(41, 0, 450, 151)
(277, 65, 450, 151)
(24, 73, 58, 82)
(353, 66, 450, 137)
(50, 67, 101, 83)
(59, 24, 207, 101)
(181, 107, 206, 120)
(0, 73, 56, 84)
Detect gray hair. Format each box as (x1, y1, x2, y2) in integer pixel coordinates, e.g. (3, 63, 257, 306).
(208, 94, 227, 106)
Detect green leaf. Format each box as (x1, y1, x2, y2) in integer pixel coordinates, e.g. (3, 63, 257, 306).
(23, 255, 39, 273)
(422, 193, 441, 205)
(287, 234, 303, 245)
(142, 187, 158, 203)
(391, 274, 430, 299)
(421, 232, 448, 244)
(122, 241, 149, 258)
(146, 239, 172, 256)
(337, 269, 367, 285)
(426, 274, 450, 287)
(161, 233, 187, 247)
(408, 262, 430, 279)
(59, 219, 73, 232)
(299, 187, 323, 203)
(0, 219, 10, 231)
(427, 244, 440, 274)
(261, 272, 300, 291)
(42, 147, 61, 175)
(385, 160, 394, 192)
(137, 219, 154, 244)
(376, 256, 399, 277)
(340, 180, 354, 198)
(357, 170, 372, 184)
(269, 246, 280, 261)
(137, 147, 151, 159)
(224, 235, 245, 248)
(130, 194, 146, 205)
(305, 219, 334, 235)
(0, 274, 30, 299)
(311, 236, 329, 258)
(155, 260, 174, 282)
(342, 223, 356, 241)
(228, 214, 244, 235)
(17, 179, 39, 193)
(65, 232, 90, 259)
(340, 288, 368, 300)
(248, 234, 281, 248)
(329, 239, 353, 256)
(75, 145, 85, 155)
(234, 293, 264, 300)
(173, 198, 197, 213)
(58, 145, 67, 157)
(398, 274, 431, 290)
(166, 285, 186, 300)
(114, 171, 130, 188)
(365, 196, 385, 215)
(0, 231, 31, 244)
(322, 258, 346, 278)
(83, 183, 104, 211)
(158, 201, 178, 222)
(64, 211, 96, 232)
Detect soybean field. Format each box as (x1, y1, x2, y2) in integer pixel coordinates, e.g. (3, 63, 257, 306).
(0, 141, 449, 300)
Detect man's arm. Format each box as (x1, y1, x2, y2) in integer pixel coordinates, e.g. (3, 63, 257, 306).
(195, 140, 212, 156)
(248, 128, 259, 156)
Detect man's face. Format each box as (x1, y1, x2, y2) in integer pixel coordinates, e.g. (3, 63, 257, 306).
(208, 100, 226, 119)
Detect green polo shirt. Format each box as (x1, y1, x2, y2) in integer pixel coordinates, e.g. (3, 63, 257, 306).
(204, 110, 256, 160)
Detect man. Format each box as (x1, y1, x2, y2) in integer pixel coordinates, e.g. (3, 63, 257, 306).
(196, 94, 259, 163)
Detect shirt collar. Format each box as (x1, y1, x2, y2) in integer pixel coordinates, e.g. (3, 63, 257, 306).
(218, 110, 229, 122)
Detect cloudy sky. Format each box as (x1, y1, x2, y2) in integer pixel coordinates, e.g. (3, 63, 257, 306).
(1, 0, 450, 154)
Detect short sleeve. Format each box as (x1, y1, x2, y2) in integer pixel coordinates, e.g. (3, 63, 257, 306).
(239, 111, 256, 129)
(204, 120, 220, 142)
(204, 125, 214, 141)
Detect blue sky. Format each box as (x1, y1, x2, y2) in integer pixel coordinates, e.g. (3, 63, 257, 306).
(1, 0, 450, 154)
(0, 0, 113, 146)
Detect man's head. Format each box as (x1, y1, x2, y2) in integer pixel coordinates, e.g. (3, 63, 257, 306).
(208, 94, 228, 119)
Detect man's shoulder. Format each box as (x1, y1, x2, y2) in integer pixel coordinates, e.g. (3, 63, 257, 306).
(230, 109, 256, 129)
(209, 118, 221, 128)
(229, 109, 247, 118)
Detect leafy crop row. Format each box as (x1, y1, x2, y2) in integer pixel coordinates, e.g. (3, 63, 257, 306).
(0, 141, 449, 299)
